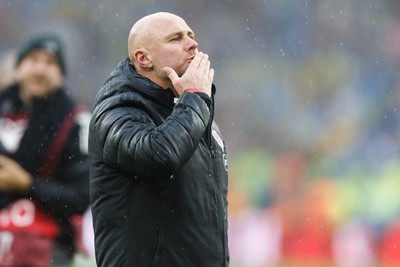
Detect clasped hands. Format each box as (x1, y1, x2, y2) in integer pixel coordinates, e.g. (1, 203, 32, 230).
(0, 155, 32, 192)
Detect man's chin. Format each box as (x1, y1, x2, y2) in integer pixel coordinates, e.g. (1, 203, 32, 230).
(26, 86, 51, 98)
(177, 67, 188, 77)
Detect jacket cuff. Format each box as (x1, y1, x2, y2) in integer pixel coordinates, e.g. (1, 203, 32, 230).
(178, 92, 211, 124)
(193, 92, 211, 109)
(183, 90, 211, 109)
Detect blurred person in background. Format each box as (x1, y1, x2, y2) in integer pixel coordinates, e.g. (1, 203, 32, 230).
(0, 33, 91, 267)
(89, 12, 229, 266)
(0, 50, 16, 90)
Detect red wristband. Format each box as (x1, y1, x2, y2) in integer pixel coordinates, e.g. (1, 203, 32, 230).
(184, 88, 202, 93)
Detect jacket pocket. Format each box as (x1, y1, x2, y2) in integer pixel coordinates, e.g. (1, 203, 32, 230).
(150, 226, 168, 267)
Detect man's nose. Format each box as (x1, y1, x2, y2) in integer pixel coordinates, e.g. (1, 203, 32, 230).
(33, 61, 48, 73)
(185, 37, 198, 51)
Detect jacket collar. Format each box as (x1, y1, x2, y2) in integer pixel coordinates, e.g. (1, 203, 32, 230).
(122, 58, 176, 108)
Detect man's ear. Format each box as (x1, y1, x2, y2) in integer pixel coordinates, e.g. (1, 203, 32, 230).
(134, 49, 153, 68)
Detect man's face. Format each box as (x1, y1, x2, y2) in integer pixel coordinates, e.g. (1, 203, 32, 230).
(148, 16, 199, 79)
(17, 50, 63, 100)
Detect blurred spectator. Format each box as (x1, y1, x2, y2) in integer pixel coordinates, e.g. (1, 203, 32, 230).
(0, 33, 90, 267)
(0, 50, 16, 90)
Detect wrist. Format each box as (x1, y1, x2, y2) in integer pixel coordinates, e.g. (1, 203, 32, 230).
(184, 88, 202, 93)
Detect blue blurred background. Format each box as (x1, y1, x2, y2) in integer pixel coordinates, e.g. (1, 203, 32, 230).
(2, 0, 400, 266)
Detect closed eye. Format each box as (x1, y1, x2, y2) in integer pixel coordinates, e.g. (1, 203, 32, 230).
(166, 31, 195, 42)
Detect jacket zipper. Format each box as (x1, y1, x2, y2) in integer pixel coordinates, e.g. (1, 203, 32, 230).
(206, 93, 215, 158)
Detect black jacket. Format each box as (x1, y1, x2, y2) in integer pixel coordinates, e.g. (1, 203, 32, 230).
(0, 84, 90, 253)
(89, 58, 229, 267)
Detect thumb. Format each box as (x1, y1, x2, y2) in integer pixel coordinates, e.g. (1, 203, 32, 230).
(163, 67, 179, 83)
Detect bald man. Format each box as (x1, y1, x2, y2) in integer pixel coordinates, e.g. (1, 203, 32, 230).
(89, 12, 229, 266)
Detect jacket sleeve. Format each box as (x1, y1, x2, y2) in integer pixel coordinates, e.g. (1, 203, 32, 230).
(30, 111, 91, 218)
(92, 92, 211, 179)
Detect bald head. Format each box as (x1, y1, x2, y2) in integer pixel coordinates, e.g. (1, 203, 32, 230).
(128, 12, 188, 63)
(126, 12, 198, 89)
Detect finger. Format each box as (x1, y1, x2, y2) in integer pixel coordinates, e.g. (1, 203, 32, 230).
(163, 67, 179, 83)
(190, 52, 204, 70)
(204, 58, 211, 76)
(209, 68, 214, 83)
(196, 53, 209, 74)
